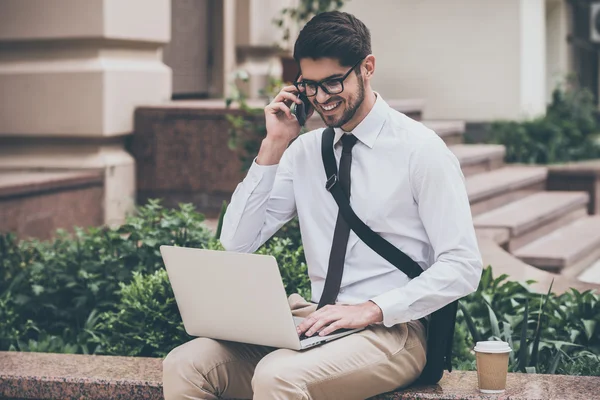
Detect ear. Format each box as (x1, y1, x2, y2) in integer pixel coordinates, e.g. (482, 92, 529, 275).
(363, 55, 375, 79)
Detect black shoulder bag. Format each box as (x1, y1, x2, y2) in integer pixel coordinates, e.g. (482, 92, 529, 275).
(321, 127, 457, 385)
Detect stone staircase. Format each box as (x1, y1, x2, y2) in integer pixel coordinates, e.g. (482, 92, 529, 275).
(465, 165, 548, 216)
(424, 122, 600, 290)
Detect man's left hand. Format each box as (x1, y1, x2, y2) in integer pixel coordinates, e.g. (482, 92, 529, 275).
(297, 301, 384, 337)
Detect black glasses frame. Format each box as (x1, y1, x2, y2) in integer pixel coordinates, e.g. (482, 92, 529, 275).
(294, 57, 365, 97)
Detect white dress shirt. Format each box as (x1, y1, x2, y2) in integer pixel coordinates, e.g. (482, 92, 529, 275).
(220, 94, 483, 327)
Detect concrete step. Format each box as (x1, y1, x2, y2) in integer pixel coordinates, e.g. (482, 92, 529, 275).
(449, 144, 505, 176)
(577, 258, 600, 284)
(478, 237, 600, 295)
(474, 191, 589, 251)
(513, 215, 600, 273)
(466, 166, 548, 216)
(422, 120, 464, 145)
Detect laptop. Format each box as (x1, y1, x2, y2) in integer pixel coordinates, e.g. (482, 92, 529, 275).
(160, 245, 363, 350)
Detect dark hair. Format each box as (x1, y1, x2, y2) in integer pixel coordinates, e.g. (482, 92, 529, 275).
(293, 11, 371, 67)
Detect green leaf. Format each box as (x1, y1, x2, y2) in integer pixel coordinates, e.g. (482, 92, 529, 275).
(531, 279, 554, 369)
(227, 137, 237, 151)
(31, 284, 44, 296)
(459, 301, 482, 343)
(518, 299, 529, 372)
(583, 320, 596, 341)
(480, 266, 493, 289)
(487, 303, 501, 339)
(215, 201, 228, 240)
(546, 340, 582, 351)
(547, 350, 562, 374)
(502, 322, 515, 365)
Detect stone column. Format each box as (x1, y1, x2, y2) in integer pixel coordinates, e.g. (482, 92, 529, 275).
(0, 0, 172, 226)
(233, 0, 296, 99)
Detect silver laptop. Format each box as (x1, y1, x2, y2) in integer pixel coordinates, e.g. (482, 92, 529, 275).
(160, 245, 363, 350)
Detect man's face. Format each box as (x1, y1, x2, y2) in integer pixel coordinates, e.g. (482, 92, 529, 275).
(298, 58, 365, 128)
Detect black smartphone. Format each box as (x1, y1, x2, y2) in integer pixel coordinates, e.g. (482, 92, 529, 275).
(294, 93, 312, 127)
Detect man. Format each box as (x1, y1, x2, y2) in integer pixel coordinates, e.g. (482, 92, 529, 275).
(163, 11, 482, 400)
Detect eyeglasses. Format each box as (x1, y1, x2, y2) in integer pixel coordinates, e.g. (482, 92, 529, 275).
(294, 58, 365, 97)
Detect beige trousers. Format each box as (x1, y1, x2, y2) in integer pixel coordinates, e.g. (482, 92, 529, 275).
(163, 294, 427, 400)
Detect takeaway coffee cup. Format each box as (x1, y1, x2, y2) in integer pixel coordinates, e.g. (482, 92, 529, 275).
(474, 341, 512, 394)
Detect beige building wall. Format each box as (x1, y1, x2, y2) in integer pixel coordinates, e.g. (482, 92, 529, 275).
(342, 0, 554, 121)
(0, 0, 172, 225)
(520, 0, 547, 118)
(546, 0, 572, 102)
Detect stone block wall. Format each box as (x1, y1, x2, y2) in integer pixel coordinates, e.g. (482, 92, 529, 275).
(132, 102, 257, 218)
(132, 99, 424, 218)
(0, 171, 104, 240)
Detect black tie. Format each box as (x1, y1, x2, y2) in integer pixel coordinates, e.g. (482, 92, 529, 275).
(318, 133, 359, 309)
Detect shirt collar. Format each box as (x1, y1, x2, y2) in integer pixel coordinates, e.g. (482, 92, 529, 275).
(333, 92, 388, 149)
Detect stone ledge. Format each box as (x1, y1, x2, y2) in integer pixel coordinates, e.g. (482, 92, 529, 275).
(0, 171, 104, 240)
(139, 98, 425, 117)
(0, 352, 162, 400)
(1, 352, 599, 400)
(548, 160, 600, 177)
(372, 371, 600, 400)
(0, 171, 103, 199)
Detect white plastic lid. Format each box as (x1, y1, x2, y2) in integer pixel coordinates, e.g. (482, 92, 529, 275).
(474, 341, 512, 353)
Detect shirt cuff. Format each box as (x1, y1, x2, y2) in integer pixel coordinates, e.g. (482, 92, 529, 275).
(246, 158, 279, 193)
(370, 289, 411, 327)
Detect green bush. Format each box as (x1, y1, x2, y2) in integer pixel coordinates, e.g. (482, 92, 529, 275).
(453, 267, 600, 375)
(490, 81, 600, 164)
(95, 269, 191, 357)
(0, 200, 310, 357)
(0, 200, 215, 354)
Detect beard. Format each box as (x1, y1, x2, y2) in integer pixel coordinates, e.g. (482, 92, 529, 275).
(316, 75, 366, 128)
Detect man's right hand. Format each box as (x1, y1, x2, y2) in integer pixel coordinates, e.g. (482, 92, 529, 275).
(265, 85, 305, 143)
(256, 86, 305, 166)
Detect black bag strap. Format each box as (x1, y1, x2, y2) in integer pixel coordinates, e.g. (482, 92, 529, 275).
(320, 127, 423, 279)
(321, 126, 457, 379)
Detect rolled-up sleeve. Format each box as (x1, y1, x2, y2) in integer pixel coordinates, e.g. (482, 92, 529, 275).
(370, 135, 483, 327)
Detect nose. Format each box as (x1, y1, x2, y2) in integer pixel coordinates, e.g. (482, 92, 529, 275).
(315, 88, 331, 105)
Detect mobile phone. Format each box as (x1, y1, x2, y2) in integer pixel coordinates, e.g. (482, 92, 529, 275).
(293, 94, 312, 127)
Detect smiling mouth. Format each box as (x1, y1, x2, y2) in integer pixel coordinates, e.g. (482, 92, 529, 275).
(321, 101, 342, 112)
